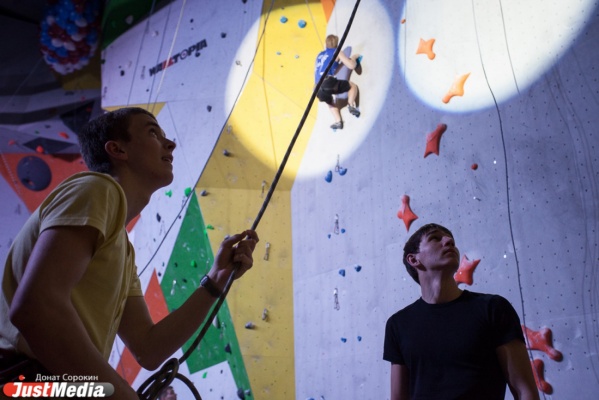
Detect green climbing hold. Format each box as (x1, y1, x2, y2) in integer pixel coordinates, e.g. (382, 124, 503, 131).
(206, 224, 214, 230)
(165, 190, 172, 197)
(184, 187, 192, 196)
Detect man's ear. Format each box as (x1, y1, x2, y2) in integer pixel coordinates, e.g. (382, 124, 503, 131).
(406, 253, 420, 268)
(105, 140, 127, 160)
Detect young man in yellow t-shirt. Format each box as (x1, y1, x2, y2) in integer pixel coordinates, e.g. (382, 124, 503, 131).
(0, 107, 258, 400)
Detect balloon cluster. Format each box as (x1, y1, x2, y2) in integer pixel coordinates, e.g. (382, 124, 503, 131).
(40, 0, 101, 75)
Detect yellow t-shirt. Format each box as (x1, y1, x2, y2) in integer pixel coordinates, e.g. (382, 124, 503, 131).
(0, 172, 143, 360)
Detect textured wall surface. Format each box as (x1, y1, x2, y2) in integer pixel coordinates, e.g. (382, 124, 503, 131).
(101, 0, 306, 398)
(293, 1, 599, 399)
(1, 0, 598, 399)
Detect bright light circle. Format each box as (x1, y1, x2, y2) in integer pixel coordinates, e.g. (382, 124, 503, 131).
(398, 0, 596, 112)
(225, 0, 395, 180)
(295, 0, 394, 179)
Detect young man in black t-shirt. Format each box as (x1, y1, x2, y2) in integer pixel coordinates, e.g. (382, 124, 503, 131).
(383, 223, 539, 400)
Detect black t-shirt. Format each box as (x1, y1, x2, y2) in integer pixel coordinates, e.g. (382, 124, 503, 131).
(383, 290, 524, 400)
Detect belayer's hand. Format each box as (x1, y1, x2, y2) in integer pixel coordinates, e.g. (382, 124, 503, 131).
(210, 230, 259, 288)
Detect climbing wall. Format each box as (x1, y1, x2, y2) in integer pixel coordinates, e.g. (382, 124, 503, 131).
(101, 0, 315, 398)
(292, 0, 599, 399)
(2, 0, 598, 399)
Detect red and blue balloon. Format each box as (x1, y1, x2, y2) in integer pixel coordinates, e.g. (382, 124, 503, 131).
(40, 0, 101, 75)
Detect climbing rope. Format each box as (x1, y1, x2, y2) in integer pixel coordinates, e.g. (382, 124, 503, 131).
(136, 0, 362, 398)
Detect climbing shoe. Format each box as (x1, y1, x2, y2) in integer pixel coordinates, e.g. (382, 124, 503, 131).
(330, 121, 343, 130)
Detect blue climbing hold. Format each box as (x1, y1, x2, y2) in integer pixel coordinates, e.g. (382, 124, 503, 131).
(280, 16, 288, 23)
(341, 337, 347, 343)
(325, 170, 333, 183)
(357, 336, 362, 341)
(354, 265, 362, 272)
(339, 269, 346, 277)
(341, 228, 346, 234)
(338, 167, 348, 176)
(298, 19, 307, 28)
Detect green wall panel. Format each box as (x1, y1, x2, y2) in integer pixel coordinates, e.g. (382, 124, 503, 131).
(159, 192, 251, 394)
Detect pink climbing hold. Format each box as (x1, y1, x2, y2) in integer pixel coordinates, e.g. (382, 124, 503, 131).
(397, 195, 418, 231)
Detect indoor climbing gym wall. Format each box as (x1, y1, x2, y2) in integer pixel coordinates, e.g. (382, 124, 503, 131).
(100, 0, 319, 398)
(292, 0, 599, 399)
(1, 0, 598, 399)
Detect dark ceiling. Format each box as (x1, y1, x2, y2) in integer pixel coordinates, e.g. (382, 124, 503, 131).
(0, 0, 59, 96)
(0, 0, 103, 157)
(0, 0, 175, 156)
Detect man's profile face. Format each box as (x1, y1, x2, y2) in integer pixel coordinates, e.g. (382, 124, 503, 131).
(120, 113, 176, 189)
(414, 229, 460, 271)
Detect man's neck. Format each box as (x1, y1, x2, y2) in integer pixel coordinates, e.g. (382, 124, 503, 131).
(111, 174, 153, 225)
(420, 276, 462, 304)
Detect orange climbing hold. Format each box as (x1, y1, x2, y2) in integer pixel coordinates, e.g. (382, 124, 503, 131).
(424, 123, 447, 158)
(454, 255, 480, 285)
(416, 38, 436, 60)
(522, 325, 563, 361)
(531, 359, 553, 394)
(442, 73, 470, 104)
(397, 195, 418, 231)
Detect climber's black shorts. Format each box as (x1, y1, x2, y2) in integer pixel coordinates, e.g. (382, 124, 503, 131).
(317, 76, 351, 105)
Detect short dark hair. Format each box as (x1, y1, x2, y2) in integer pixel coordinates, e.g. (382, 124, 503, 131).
(78, 107, 155, 173)
(403, 223, 454, 284)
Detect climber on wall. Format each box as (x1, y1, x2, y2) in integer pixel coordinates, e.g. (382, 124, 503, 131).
(314, 34, 361, 130)
(383, 223, 539, 400)
(0, 107, 259, 399)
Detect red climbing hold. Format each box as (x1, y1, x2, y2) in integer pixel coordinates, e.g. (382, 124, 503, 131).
(397, 195, 418, 231)
(531, 358, 553, 394)
(36, 146, 44, 154)
(59, 132, 69, 139)
(424, 124, 447, 158)
(522, 325, 563, 361)
(454, 255, 480, 285)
